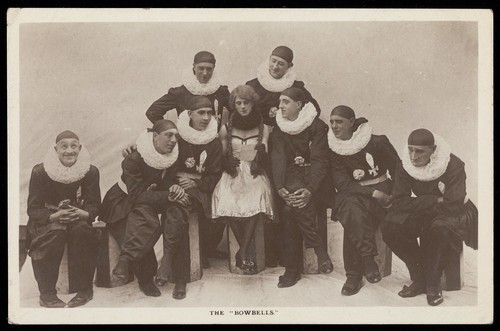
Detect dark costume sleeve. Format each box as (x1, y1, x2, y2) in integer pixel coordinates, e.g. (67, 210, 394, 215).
(330, 153, 376, 196)
(145, 87, 181, 124)
(194, 139, 223, 193)
(121, 154, 171, 209)
(305, 122, 329, 193)
(80, 165, 102, 224)
(376, 135, 400, 179)
(218, 85, 231, 112)
(270, 129, 287, 191)
(390, 163, 439, 212)
(435, 156, 467, 216)
(27, 165, 52, 225)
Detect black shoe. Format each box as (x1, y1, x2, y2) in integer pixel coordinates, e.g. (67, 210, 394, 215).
(67, 289, 93, 308)
(155, 277, 168, 287)
(111, 259, 131, 287)
(319, 259, 334, 274)
(277, 273, 300, 288)
(426, 288, 444, 306)
(139, 281, 161, 297)
(242, 260, 257, 275)
(172, 282, 187, 300)
(398, 282, 426, 298)
(365, 270, 382, 284)
(341, 279, 362, 296)
(39, 293, 66, 308)
(363, 256, 382, 283)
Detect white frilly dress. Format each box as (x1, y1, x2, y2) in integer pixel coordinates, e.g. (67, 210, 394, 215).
(211, 134, 275, 222)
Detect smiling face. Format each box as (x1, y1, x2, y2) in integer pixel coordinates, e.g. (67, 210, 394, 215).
(189, 107, 213, 131)
(268, 55, 292, 79)
(278, 95, 302, 121)
(408, 145, 436, 167)
(234, 97, 254, 117)
(329, 114, 355, 140)
(193, 62, 215, 84)
(54, 138, 82, 167)
(153, 129, 178, 154)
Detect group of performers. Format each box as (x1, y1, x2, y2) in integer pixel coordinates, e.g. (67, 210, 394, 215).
(25, 46, 478, 309)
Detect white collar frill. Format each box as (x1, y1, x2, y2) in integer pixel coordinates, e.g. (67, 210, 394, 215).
(327, 123, 373, 156)
(136, 130, 179, 170)
(401, 134, 451, 182)
(43, 145, 91, 184)
(177, 109, 218, 145)
(256, 59, 297, 92)
(276, 101, 317, 135)
(182, 69, 222, 96)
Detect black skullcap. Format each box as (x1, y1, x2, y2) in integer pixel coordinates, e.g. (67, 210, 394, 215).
(188, 95, 213, 110)
(193, 51, 216, 65)
(150, 119, 177, 134)
(331, 105, 356, 120)
(272, 46, 294, 64)
(56, 130, 79, 143)
(281, 87, 306, 104)
(408, 128, 435, 146)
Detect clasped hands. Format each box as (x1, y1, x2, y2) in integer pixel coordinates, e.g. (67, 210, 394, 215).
(168, 184, 191, 207)
(278, 187, 312, 209)
(49, 199, 89, 224)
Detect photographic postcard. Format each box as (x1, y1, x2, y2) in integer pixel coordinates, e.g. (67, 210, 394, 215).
(7, 8, 493, 324)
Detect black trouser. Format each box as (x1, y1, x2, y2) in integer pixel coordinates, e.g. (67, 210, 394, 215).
(282, 202, 322, 275)
(30, 220, 99, 295)
(160, 203, 191, 283)
(199, 212, 225, 258)
(382, 213, 462, 288)
(335, 194, 382, 280)
(110, 204, 161, 283)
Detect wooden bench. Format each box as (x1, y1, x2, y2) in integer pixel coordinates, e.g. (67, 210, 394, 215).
(227, 217, 265, 275)
(440, 242, 464, 291)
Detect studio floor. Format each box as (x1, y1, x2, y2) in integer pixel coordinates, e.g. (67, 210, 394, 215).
(19, 221, 477, 308)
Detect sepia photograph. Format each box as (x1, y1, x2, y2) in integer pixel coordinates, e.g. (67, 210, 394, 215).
(7, 8, 493, 324)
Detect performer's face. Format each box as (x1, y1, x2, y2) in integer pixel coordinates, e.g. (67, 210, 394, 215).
(189, 108, 213, 131)
(153, 129, 178, 154)
(408, 145, 436, 167)
(269, 55, 291, 79)
(193, 62, 214, 84)
(279, 95, 302, 121)
(54, 138, 82, 167)
(234, 97, 253, 117)
(330, 114, 355, 140)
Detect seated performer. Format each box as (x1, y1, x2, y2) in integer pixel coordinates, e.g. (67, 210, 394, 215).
(211, 85, 276, 274)
(99, 120, 184, 297)
(26, 130, 101, 308)
(328, 106, 400, 296)
(155, 95, 223, 298)
(382, 129, 478, 306)
(270, 87, 333, 288)
(146, 50, 230, 132)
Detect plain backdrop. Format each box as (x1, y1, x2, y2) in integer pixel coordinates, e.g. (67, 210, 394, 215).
(17, 21, 478, 225)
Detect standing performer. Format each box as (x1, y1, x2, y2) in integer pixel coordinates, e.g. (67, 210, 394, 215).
(212, 85, 276, 274)
(246, 45, 321, 127)
(99, 120, 183, 297)
(271, 87, 333, 288)
(156, 96, 223, 294)
(146, 51, 230, 132)
(382, 129, 478, 306)
(328, 105, 400, 296)
(27, 130, 101, 308)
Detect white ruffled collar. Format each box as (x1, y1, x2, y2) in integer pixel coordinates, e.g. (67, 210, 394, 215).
(177, 109, 218, 145)
(256, 59, 297, 92)
(327, 122, 373, 156)
(402, 134, 451, 182)
(43, 145, 91, 184)
(182, 69, 222, 96)
(275, 101, 317, 135)
(135, 130, 178, 170)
